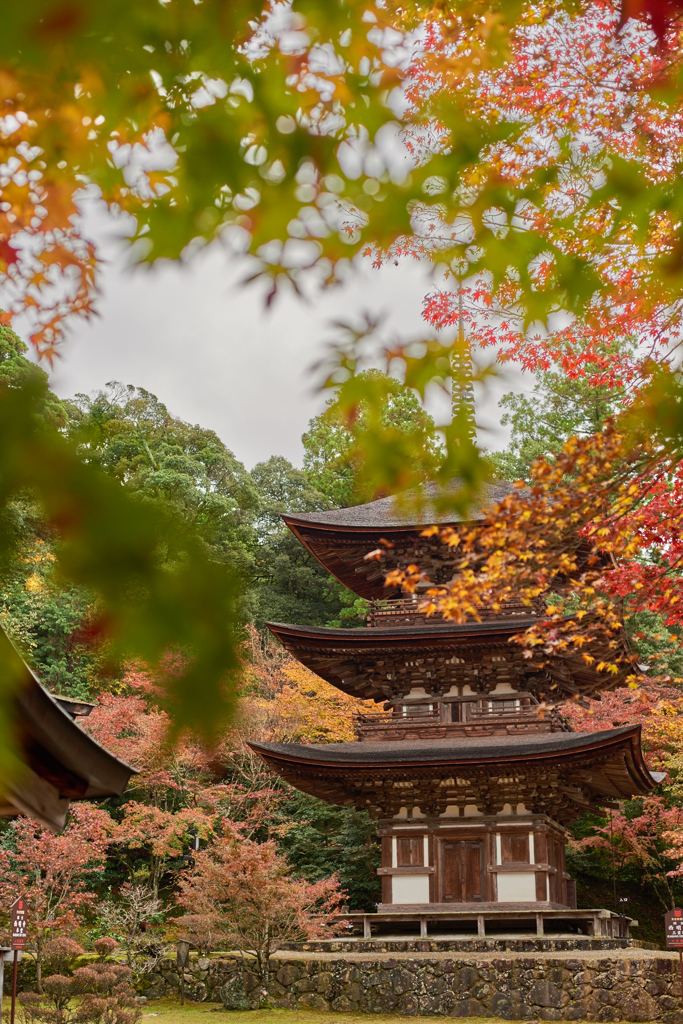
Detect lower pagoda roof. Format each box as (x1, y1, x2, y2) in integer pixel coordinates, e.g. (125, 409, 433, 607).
(266, 620, 630, 703)
(249, 725, 656, 823)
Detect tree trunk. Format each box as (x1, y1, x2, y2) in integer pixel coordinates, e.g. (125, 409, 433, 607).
(35, 939, 43, 995)
(258, 933, 271, 1008)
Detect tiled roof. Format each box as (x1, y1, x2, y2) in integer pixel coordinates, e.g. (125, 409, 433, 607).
(283, 481, 518, 530)
(250, 725, 643, 767)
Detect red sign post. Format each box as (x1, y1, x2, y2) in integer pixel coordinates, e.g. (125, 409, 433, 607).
(665, 908, 683, 1009)
(10, 897, 26, 1024)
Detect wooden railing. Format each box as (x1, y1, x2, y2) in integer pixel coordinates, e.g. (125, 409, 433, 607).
(353, 701, 566, 740)
(366, 597, 538, 628)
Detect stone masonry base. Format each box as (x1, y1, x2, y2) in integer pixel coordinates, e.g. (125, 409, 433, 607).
(142, 949, 683, 1021)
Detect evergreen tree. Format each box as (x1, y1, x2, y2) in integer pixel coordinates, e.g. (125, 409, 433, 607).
(250, 456, 365, 628)
(65, 383, 259, 577)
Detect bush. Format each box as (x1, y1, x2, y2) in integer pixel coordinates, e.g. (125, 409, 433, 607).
(92, 939, 118, 962)
(18, 961, 141, 1024)
(42, 940, 85, 978)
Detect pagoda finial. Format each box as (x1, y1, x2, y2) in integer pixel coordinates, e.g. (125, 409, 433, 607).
(451, 270, 477, 445)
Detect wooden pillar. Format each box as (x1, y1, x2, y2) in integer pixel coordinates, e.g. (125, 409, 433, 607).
(477, 914, 485, 937)
(536, 913, 544, 937)
(363, 916, 371, 939)
(420, 915, 427, 938)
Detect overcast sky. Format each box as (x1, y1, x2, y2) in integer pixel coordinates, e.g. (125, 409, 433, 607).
(29, 207, 524, 471)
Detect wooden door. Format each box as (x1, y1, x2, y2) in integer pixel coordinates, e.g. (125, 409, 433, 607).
(440, 840, 484, 902)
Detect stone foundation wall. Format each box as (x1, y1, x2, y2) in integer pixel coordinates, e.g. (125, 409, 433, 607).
(142, 952, 683, 1021)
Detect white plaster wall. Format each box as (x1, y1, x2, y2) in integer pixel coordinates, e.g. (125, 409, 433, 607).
(491, 682, 516, 694)
(392, 875, 431, 904)
(496, 872, 536, 902)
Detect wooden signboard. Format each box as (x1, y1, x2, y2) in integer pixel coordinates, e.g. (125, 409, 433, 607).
(666, 908, 683, 949)
(10, 898, 26, 951)
(665, 909, 683, 1009)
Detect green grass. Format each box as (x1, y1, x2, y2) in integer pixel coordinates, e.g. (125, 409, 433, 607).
(139, 997, 573, 1024)
(142, 1001, 457, 1024)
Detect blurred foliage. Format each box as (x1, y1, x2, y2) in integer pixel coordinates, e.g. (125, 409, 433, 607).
(0, 379, 244, 755)
(303, 368, 444, 507)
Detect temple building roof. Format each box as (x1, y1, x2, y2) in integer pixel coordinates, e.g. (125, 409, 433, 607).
(266, 620, 632, 704)
(248, 725, 656, 822)
(1, 627, 136, 831)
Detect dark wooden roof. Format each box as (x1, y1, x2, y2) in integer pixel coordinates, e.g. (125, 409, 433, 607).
(282, 483, 517, 601)
(265, 620, 630, 704)
(249, 725, 656, 821)
(284, 482, 517, 530)
(1, 627, 136, 831)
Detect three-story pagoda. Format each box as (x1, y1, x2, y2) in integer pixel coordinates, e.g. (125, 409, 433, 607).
(250, 486, 659, 938)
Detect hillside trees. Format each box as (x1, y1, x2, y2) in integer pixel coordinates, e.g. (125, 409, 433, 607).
(66, 384, 260, 576)
(489, 337, 638, 483)
(249, 456, 355, 627)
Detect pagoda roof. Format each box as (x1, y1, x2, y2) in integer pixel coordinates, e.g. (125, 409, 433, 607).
(282, 483, 517, 600)
(266, 620, 629, 703)
(249, 725, 656, 821)
(283, 482, 517, 532)
(1, 627, 136, 831)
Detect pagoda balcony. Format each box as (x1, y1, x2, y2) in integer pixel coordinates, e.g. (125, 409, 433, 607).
(353, 702, 567, 742)
(367, 597, 537, 629)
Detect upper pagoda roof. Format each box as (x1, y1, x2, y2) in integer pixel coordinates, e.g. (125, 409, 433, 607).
(249, 725, 656, 821)
(283, 481, 517, 532)
(266, 619, 631, 704)
(282, 482, 523, 600)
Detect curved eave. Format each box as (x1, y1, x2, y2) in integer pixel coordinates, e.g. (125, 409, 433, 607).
(282, 486, 608, 603)
(265, 619, 630, 702)
(282, 517, 424, 601)
(1, 627, 137, 831)
(268, 618, 544, 646)
(249, 725, 655, 805)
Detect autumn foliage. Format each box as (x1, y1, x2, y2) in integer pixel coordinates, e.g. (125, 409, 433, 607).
(175, 825, 345, 998)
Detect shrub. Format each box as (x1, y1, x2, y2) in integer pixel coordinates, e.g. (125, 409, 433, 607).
(93, 939, 118, 962)
(42, 939, 85, 977)
(18, 960, 141, 1024)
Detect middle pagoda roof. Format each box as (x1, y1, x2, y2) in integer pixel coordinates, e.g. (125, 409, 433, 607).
(266, 620, 632, 705)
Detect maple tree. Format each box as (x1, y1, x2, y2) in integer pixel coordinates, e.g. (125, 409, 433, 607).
(0, 804, 112, 991)
(175, 825, 346, 1001)
(97, 884, 166, 982)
